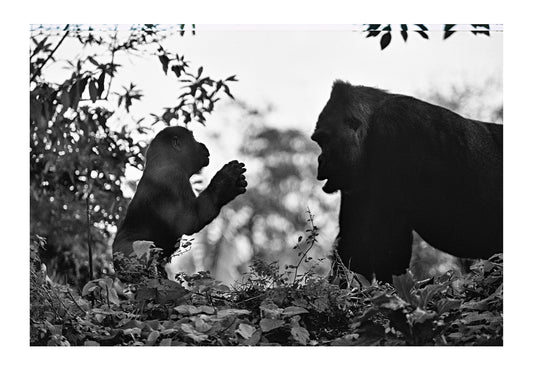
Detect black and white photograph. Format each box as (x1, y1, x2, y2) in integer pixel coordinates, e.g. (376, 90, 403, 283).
(28, 22, 505, 348)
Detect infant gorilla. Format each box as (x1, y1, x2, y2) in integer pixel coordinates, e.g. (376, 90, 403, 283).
(112, 126, 247, 266)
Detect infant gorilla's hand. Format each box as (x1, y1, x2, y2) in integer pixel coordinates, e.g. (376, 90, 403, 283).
(211, 160, 247, 205)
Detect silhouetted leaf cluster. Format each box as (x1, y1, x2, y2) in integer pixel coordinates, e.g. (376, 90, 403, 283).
(365, 24, 492, 50)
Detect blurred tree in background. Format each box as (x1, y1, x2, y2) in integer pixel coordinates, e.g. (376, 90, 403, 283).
(30, 24, 236, 286)
(203, 103, 339, 282)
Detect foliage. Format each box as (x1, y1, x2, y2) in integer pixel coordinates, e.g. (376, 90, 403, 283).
(31, 218, 502, 346)
(30, 24, 236, 284)
(365, 24, 492, 50)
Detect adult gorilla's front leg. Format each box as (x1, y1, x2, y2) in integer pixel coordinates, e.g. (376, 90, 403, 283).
(337, 194, 413, 283)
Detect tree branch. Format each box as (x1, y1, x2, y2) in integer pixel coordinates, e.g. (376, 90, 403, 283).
(31, 24, 70, 82)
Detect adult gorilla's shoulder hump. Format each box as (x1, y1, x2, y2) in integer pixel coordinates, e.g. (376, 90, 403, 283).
(312, 80, 502, 283)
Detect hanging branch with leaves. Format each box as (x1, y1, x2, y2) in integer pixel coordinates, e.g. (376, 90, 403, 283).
(365, 24, 492, 50)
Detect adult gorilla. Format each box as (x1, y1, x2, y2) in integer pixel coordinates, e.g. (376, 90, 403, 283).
(312, 81, 502, 283)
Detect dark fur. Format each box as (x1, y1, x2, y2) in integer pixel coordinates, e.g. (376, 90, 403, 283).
(312, 81, 503, 282)
(112, 126, 247, 260)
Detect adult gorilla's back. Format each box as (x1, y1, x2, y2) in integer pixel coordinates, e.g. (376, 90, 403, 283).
(311, 81, 502, 283)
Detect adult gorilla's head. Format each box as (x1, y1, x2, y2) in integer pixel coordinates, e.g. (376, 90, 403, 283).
(311, 81, 387, 193)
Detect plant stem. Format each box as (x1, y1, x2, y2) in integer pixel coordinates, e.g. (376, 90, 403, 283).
(86, 196, 94, 281)
(292, 208, 317, 284)
(104, 27, 119, 100)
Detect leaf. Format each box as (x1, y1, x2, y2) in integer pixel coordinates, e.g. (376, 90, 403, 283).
(136, 287, 158, 301)
(416, 30, 429, 39)
(106, 286, 121, 306)
(330, 334, 360, 346)
(372, 293, 407, 310)
(145, 330, 160, 346)
(392, 273, 417, 306)
(447, 332, 463, 340)
(313, 297, 329, 312)
(159, 54, 170, 75)
(120, 319, 144, 329)
(69, 82, 80, 109)
(259, 301, 282, 319)
(194, 317, 212, 333)
(216, 309, 251, 318)
(353, 272, 371, 289)
(282, 306, 309, 317)
(171, 65, 183, 78)
(366, 24, 381, 31)
(444, 30, 456, 39)
(87, 56, 99, 66)
(174, 305, 200, 316)
(259, 318, 284, 332)
(84, 340, 101, 346)
(180, 323, 209, 342)
(223, 86, 234, 99)
(462, 312, 495, 324)
(81, 281, 98, 296)
(79, 76, 89, 97)
(89, 79, 98, 102)
(436, 298, 462, 315)
(471, 24, 490, 29)
(159, 338, 172, 346)
(123, 328, 142, 337)
(380, 32, 392, 50)
(417, 284, 446, 309)
(132, 240, 155, 260)
(60, 90, 70, 110)
(236, 323, 256, 339)
(408, 307, 436, 324)
(96, 71, 105, 97)
(242, 328, 262, 346)
(197, 305, 215, 315)
(366, 30, 380, 38)
(143, 319, 161, 331)
(290, 326, 310, 345)
(444, 24, 456, 40)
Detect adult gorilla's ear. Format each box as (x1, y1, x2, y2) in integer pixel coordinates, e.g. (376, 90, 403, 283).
(345, 115, 362, 132)
(171, 136, 183, 150)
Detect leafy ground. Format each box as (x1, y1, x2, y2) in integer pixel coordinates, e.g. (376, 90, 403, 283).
(30, 235, 502, 346)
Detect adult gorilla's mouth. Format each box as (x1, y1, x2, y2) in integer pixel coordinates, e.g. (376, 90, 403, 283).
(203, 153, 210, 166)
(317, 171, 338, 193)
(322, 179, 338, 194)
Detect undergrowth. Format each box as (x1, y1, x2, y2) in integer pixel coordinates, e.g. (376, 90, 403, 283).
(30, 215, 503, 346)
